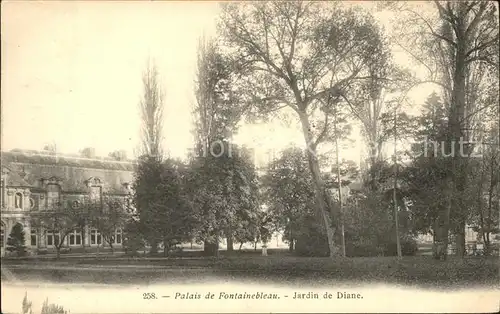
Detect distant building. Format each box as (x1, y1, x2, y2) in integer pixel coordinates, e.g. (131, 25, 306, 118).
(1, 149, 134, 256)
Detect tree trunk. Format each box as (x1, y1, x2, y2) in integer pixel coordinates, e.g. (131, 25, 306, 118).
(455, 221, 466, 257)
(485, 232, 491, 256)
(433, 14, 468, 260)
(81, 227, 86, 253)
(433, 188, 451, 260)
(226, 228, 234, 252)
(238, 243, 243, 251)
(164, 240, 170, 257)
(485, 160, 496, 256)
(298, 110, 338, 258)
(204, 240, 218, 257)
(56, 247, 61, 260)
(150, 239, 158, 255)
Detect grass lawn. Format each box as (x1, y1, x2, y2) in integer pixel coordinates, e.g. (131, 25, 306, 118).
(2, 253, 498, 289)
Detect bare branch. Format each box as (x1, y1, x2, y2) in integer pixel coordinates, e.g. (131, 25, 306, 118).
(465, 35, 500, 58)
(313, 109, 330, 149)
(406, 5, 457, 47)
(466, 2, 488, 37)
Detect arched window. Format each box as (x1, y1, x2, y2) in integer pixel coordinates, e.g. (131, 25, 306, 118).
(68, 230, 82, 246)
(15, 192, 23, 209)
(114, 228, 123, 245)
(46, 230, 60, 247)
(90, 229, 102, 245)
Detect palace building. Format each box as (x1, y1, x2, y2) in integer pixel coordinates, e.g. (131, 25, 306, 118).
(1, 149, 135, 257)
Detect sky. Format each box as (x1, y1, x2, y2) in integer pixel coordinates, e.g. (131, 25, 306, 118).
(1, 1, 437, 165)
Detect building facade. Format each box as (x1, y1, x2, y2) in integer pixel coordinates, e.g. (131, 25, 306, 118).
(1, 149, 134, 257)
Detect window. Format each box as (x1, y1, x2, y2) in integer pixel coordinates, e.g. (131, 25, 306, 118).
(46, 230, 60, 247)
(68, 230, 82, 246)
(1, 179, 4, 208)
(15, 192, 23, 209)
(0, 222, 5, 248)
(115, 228, 123, 244)
(31, 228, 37, 246)
(47, 184, 60, 209)
(72, 200, 80, 209)
(29, 198, 35, 210)
(90, 229, 102, 245)
(90, 186, 102, 204)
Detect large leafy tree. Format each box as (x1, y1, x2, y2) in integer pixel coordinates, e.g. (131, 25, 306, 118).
(156, 158, 197, 255)
(219, 2, 390, 256)
(400, 93, 449, 236)
(261, 147, 315, 252)
(389, 1, 499, 258)
(133, 155, 163, 253)
(190, 36, 259, 255)
(186, 143, 260, 255)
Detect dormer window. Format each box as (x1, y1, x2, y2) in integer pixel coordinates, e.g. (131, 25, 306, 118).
(86, 177, 103, 206)
(90, 186, 102, 204)
(46, 184, 61, 210)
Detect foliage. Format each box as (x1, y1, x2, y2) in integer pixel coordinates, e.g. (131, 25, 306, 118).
(155, 158, 197, 253)
(139, 61, 164, 159)
(190, 36, 261, 254)
(6, 223, 27, 256)
(22, 292, 33, 314)
(294, 214, 329, 257)
(219, 2, 392, 256)
(133, 155, 196, 255)
(30, 202, 84, 259)
(41, 298, 67, 314)
(186, 143, 261, 254)
(123, 219, 146, 256)
(389, 0, 499, 258)
(193, 37, 244, 148)
(88, 197, 128, 253)
(261, 147, 315, 248)
(133, 155, 163, 252)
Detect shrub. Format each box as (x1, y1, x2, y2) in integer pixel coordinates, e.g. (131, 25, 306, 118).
(293, 217, 329, 257)
(6, 224, 27, 257)
(383, 237, 419, 256)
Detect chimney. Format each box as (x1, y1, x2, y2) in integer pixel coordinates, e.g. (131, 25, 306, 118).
(81, 147, 96, 159)
(119, 150, 127, 161)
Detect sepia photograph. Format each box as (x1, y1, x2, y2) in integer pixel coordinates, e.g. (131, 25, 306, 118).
(1, 1, 499, 313)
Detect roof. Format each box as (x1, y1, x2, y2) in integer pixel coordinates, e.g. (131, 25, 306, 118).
(2, 150, 136, 171)
(1, 150, 135, 194)
(1, 166, 32, 187)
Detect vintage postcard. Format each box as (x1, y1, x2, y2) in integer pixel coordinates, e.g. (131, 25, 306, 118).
(1, 1, 499, 313)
